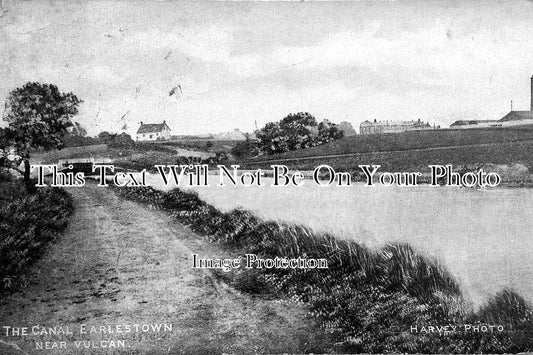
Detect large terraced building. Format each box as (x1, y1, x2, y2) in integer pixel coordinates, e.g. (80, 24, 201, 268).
(359, 119, 434, 135)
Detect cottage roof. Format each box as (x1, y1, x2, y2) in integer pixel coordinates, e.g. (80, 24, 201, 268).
(137, 121, 170, 134)
(499, 111, 533, 122)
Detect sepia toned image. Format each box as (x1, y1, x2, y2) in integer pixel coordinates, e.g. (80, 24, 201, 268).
(1, 0, 533, 353)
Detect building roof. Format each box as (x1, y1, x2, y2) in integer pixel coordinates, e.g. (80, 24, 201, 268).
(360, 119, 429, 127)
(499, 111, 533, 122)
(360, 120, 375, 127)
(137, 121, 171, 134)
(450, 120, 500, 127)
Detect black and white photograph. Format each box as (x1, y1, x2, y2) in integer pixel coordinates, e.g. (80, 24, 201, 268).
(1, 0, 533, 353)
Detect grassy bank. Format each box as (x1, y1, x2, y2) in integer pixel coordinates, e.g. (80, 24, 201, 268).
(113, 185, 533, 353)
(248, 128, 533, 162)
(30, 143, 225, 173)
(240, 129, 533, 181)
(0, 181, 73, 290)
(242, 140, 533, 174)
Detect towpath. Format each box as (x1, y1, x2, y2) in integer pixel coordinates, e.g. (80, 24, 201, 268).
(0, 183, 325, 354)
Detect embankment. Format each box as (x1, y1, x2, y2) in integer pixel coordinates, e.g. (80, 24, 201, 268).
(113, 185, 533, 353)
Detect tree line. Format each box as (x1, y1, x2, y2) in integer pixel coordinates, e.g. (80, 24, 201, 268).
(1, 82, 346, 191)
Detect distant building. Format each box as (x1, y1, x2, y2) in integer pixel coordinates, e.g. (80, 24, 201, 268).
(338, 121, 357, 136)
(212, 129, 248, 140)
(360, 119, 434, 135)
(449, 120, 502, 128)
(136, 121, 171, 141)
(498, 110, 533, 125)
(450, 75, 533, 129)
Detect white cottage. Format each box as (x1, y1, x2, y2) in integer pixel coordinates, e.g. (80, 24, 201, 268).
(136, 121, 171, 141)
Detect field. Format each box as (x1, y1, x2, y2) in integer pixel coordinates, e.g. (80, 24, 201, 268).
(243, 128, 533, 175)
(31, 144, 110, 163)
(162, 139, 242, 153)
(30, 143, 219, 172)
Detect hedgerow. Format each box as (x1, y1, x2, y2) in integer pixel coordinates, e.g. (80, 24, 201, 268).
(0, 182, 73, 290)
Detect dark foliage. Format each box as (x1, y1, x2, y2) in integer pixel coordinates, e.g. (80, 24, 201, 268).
(231, 135, 260, 159)
(256, 112, 344, 155)
(2, 82, 81, 191)
(0, 182, 73, 290)
(101, 132, 135, 148)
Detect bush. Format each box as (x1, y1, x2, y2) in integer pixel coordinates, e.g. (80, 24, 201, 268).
(256, 113, 344, 155)
(231, 138, 260, 159)
(0, 183, 73, 290)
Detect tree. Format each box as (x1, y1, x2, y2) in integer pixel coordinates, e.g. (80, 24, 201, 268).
(256, 112, 319, 155)
(2, 82, 81, 191)
(256, 113, 347, 155)
(255, 112, 350, 155)
(230, 134, 260, 159)
(71, 121, 87, 137)
(109, 132, 135, 148)
(317, 119, 344, 144)
(97, 131, 134, 147)
(0, 127, 18, 179)
(0, 127, 8, 166)
(97, 131, 114, 143)
(278, 112, 318, 151)
(63, 121, 93, 147)
(256, 121, 286, 155)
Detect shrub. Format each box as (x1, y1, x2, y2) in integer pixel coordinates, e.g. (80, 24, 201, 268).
(0, 183, 73, 290)
(231, 137, 260, 159)
(477, 289, 532, 325)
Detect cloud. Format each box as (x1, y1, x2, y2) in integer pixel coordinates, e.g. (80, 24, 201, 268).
(270, 20, 531, 85)
(2, 1, 532, 135)
(125, 27, 263, 77)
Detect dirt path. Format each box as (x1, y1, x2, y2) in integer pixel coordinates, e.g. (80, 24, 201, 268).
(0, 184, 326, 354)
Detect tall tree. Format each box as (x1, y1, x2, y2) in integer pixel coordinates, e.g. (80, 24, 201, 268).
(3, 82, 81, 191)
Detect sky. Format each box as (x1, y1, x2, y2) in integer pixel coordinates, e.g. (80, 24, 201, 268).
(0, 0, 532, 137)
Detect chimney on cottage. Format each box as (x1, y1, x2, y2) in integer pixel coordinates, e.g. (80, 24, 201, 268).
(140, 121, 143, 126)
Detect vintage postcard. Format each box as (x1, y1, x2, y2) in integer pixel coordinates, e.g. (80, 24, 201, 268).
(1, 0, 533, 354)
